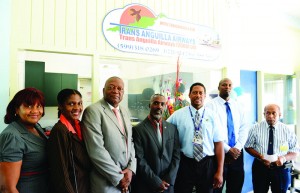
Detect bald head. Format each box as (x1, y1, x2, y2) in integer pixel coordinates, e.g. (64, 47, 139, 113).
(264, 104, 281, 126)
(218, 78, 232, 100)
(264, 104, 280, 113)
(104, 76, 123, 88)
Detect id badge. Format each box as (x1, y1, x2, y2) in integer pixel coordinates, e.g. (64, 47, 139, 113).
(193, 131, 202, 144)
(280, 142, 288, 152)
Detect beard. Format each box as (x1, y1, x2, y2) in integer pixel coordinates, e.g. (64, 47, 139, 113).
(220, 92, 230, 99)
(151, 110, 163, 120)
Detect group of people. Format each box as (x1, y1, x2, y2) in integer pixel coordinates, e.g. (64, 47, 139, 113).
(0, 76, 298, 193)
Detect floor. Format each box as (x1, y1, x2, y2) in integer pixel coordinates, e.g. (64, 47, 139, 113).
(247, 178, 300, 193)
(190, 176, 300, 193)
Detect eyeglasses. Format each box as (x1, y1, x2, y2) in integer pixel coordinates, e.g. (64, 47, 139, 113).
(106, 85, 124, 92)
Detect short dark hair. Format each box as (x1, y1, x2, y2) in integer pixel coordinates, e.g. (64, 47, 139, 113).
(218, 78, 231, 87)
(189, 82, 206, 94)
(57, 89, 82, 117)
(4, 88, 45, 124)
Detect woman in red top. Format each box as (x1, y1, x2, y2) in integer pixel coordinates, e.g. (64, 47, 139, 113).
(47, 89, 91, 193)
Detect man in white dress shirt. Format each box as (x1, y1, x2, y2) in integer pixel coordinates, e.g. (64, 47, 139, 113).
(206, 78, 249, 193)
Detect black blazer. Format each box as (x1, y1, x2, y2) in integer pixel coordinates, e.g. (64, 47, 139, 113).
(47, 121, 91, 193)
(132, 118, 180, 193)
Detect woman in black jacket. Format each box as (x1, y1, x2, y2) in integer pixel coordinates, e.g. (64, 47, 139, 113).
(47, 89, 91, 193)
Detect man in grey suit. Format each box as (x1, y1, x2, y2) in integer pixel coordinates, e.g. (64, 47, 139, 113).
(132, 94, 180, 193)
(82, 76, 136, 193)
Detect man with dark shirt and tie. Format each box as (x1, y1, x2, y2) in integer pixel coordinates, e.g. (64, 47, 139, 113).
(132, 94, 180, 193)
(245, 104, 299, 193)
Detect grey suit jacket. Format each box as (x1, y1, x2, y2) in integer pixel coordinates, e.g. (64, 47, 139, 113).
(132, 117, 180, 193)
(82, 98, 136, 193)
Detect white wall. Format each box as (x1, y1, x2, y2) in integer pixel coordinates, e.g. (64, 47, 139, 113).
(5, 0, 230, 94)
(0, 0, 11, 132)
(6, 0, 300, 133)
(17, 51, 93, 128)
(8, 0, 300, 101)
(20, 51, 92, 76)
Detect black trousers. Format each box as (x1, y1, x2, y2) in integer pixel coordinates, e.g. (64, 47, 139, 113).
(174, 153, 216, 193)
(252, 158, 291, 193)
(214, 150, 244, 193)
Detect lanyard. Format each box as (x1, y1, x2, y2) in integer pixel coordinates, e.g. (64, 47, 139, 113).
(189, 106, 205, 131)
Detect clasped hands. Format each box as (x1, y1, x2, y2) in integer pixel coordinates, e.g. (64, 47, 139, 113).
(155, 180, 170, 193)
(228, 147, 241, 160)
(259, 155, 285, 168)
(118, 169, 133, 193)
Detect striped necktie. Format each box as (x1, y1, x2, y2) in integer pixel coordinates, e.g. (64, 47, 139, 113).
(193, 110, 204, 161)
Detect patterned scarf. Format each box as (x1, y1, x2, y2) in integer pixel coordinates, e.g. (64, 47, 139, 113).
(59, 114, 82, 141)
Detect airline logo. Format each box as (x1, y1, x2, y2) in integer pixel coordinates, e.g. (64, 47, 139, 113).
(102, 3, 221, 60)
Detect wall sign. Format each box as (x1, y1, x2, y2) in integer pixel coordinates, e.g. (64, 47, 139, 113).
(102, 3, 221, 60)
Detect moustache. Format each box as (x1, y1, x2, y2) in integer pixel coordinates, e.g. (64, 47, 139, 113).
(154, 109, 163, 113)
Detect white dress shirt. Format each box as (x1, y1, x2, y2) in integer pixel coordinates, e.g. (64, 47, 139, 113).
(167, 105, 225, 158)
(206, 96, 249, 152)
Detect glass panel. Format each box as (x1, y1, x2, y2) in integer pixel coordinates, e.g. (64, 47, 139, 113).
(264, 74, 296, 125)
(127, 70, 222, 122)
(128, 72, 193, 121)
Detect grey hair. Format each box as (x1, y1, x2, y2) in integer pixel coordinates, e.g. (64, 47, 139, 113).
(150, 93, 165, 104)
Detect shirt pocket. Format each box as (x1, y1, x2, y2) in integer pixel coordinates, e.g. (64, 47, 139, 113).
(201, 119, 213, 140)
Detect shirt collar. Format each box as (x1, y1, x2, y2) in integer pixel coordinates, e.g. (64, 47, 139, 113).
(264, 120, 279, 129)
(217, 95, 231, 105)
(107, 102, 119, 110)
(189, 105, 205, 115)
(147, 115, 162, 125)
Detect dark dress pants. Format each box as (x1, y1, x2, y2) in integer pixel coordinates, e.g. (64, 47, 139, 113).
(174, 153, 216, 193)
(214, 150, 244, 193)
(252, 158, 291, 193)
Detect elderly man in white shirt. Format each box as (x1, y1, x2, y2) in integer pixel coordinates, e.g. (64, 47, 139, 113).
(245, 104, 299, 193)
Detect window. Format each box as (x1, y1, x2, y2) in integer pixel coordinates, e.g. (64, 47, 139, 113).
(264, 74, 296, 125)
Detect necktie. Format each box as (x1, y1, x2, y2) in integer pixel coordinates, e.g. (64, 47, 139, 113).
(156, 122, 162, 147)
(193, 111, 204, 162)
(225, 102, 235, 147)
(112, 108, 128, 160)
(112, 108, 125, 135)
(267, 126, 274, 155)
